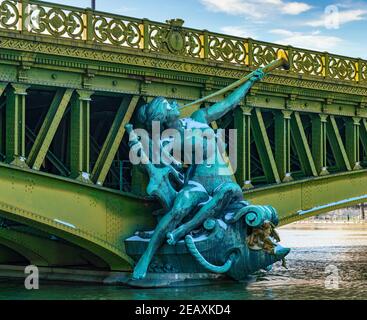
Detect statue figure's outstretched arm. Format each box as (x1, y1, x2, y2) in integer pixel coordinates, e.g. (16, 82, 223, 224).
(191, 69, 265, 124)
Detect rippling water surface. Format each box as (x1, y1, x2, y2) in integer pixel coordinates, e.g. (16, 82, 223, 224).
(1, 224, 366, 300)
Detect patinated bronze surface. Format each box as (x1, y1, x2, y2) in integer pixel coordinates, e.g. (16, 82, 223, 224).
(125, 66, 290, 282)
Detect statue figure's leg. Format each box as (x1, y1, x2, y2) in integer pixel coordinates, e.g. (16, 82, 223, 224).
(167, 182, 242, 245)
(132, 186, 208, 280)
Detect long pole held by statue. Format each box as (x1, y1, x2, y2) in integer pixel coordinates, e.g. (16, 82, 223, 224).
(179, 50, 290, 116)
(92, 0, 96, 10)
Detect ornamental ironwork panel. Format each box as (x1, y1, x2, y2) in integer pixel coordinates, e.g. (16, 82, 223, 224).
(208, 33, 246, 64)
(251, 41, 285, 68)
(359, 61, 366, 82)
(0, 0, 19, 31)
(23, 1, 85, 40)
(328, 55, 358, 81)
(92, 13, 142, 48)
(292, 49, 324, 77)
(148, 19, 203, 58)
(0, 0, 365, 86)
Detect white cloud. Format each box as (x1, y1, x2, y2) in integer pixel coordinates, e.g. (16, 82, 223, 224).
(261, 0, 283, 4)
(269, 28, 294, 36)
(269, 29, 343, 51)
(306, 9, 367, 27)
(200, 0, 312, 19)
(200, 0, 262, 18)
(283, 2, 312, 15)
(220, 26, 258, 38)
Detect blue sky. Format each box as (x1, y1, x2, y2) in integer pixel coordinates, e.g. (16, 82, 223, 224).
(41, 0, 367, 58)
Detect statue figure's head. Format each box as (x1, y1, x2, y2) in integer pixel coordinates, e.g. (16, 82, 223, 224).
(138, 97, 180, 131)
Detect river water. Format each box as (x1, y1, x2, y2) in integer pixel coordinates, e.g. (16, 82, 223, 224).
(0, 224, 366, 300)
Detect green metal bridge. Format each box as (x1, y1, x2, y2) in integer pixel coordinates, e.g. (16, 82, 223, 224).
(0, 0, 366, 274)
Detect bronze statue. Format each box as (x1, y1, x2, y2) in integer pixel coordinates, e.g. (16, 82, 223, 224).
(125, 53, 291, 282)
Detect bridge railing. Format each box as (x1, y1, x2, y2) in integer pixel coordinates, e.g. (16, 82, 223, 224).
(0, 0, 365, 84)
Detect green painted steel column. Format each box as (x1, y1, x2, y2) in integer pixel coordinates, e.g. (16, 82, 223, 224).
(0, 83, 7, 158)
(234, 106, 253, 190)
(86, 8, 94, 43)
(70, 90, 93, 183)
(312, 114, 329, 176)
(345, 117, 362, 170)
(142, 19, 150, 52)
(275, 110, 293, 182)
(5, 83, 29, 168)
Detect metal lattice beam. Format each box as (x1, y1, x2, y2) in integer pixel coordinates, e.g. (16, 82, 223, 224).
(326, 115, 352, 171)
(91, 95, 139, 186)
(360, 119, 367, 157)
(251, 108, 280, 184)
(27, 89, 73, 170)
(290, 112, 318, 177)
(25, 126, 70, 176)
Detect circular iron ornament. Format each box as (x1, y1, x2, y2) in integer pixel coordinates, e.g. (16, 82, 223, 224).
(29, 6, 84, 39)
(167, 30, 185, 53)
(252, 44, 277, 67)
(93, 15, 141, 47)
(209, 36, 246, 64)
(329, 57, 357, 80)
(292, 51, 323, 76)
